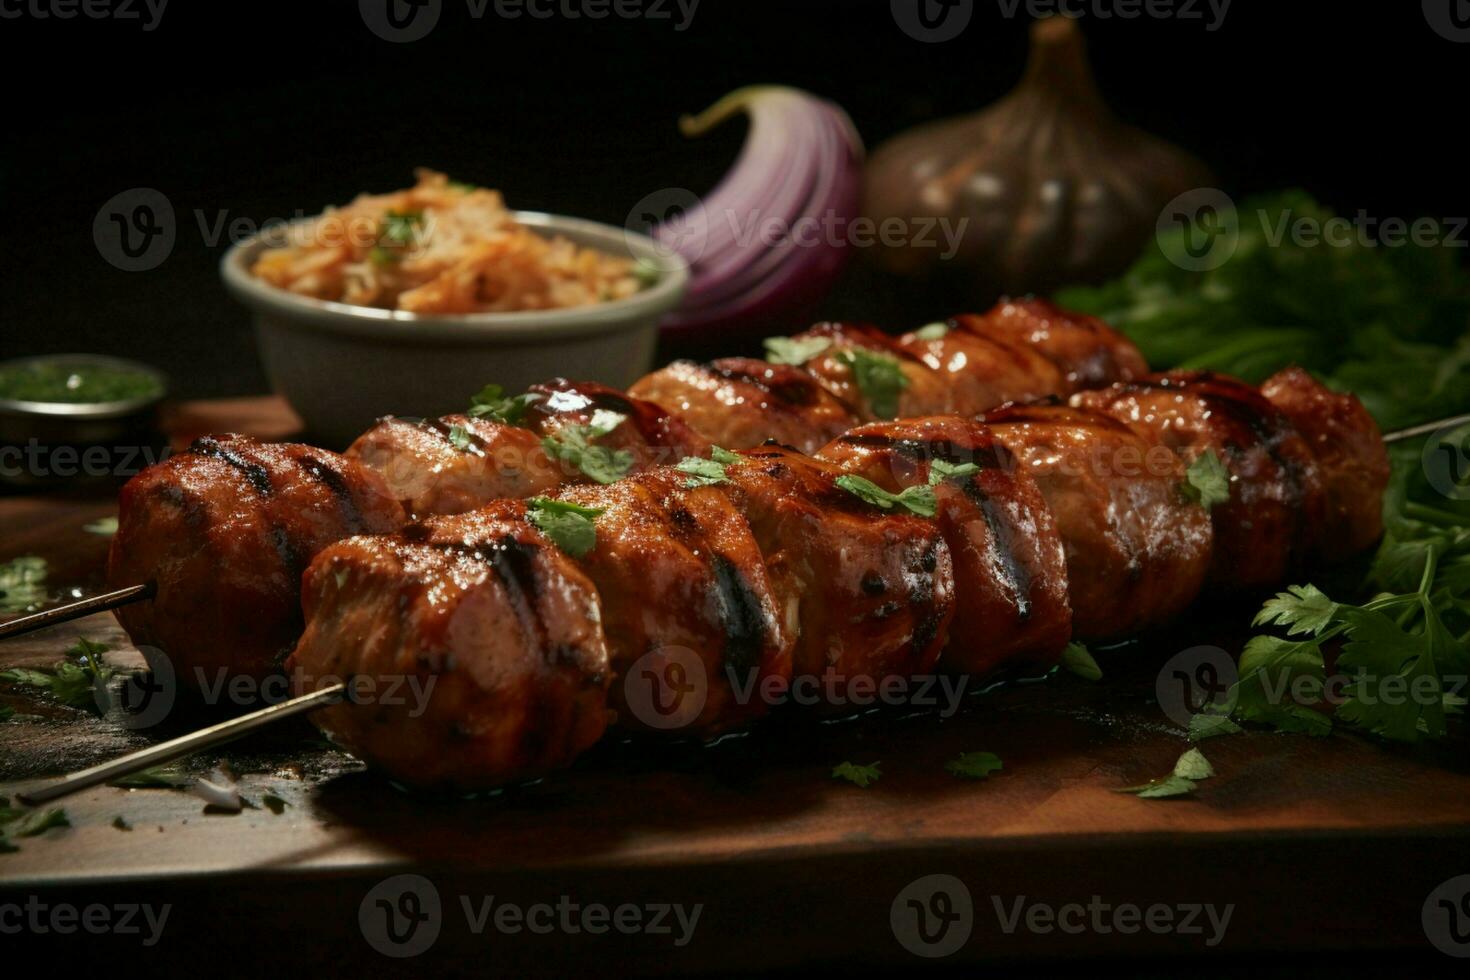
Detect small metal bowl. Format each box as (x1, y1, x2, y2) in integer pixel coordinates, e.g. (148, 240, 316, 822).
(0, 354, 168, 490)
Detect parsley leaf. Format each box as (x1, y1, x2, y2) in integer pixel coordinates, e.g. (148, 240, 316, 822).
(913, 322, 950, 341)
(834, 475, 936, 518)
(527, 497, 604, 558)
(1180, 449, 1231, 510)
(1254, 584, 1338, 636)
(763, 335, 831, 366)
(467, 384, 542, 425)
(1229, 633, 1334, 735)
(928, 459, 981, 485)
(709, 446, 743, 465)
(831, 761, 881, 788)
(1188, 712, 1243, 740)
(1116, 749, 1215, 799)
(446, 424, 473, 452)
(1062, 642, 1102, 681)
(837, 349, 909, 419)
(1, 639, 112, 713)
(0, 556, 47, 614)
(542, 412, 634, 485)
(945, 752, 1003, 779)
(84, 516, 119, 536)
(675, 456, 728, 488)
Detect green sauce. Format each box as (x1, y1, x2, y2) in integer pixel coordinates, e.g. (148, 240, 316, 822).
(0, 361, 163, 404)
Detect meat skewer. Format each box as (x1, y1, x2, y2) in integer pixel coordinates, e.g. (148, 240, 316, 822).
(18, 380, 1398, 801)
(0, 300, 1144, 660)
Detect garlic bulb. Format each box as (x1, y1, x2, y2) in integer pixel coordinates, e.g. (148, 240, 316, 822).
(862, 16, 1214, 300)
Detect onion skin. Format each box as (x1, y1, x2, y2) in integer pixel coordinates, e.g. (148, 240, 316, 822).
(658, 86, 865, 339)
(862, 16, 1214, 302)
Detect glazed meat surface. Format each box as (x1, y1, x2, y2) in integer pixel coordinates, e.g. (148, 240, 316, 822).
(977, 402, 1213, 640)
(108, 435, 405, 685)
(721, 444, 956, 701)
(348, 380, 708, 518)
(1260, 366, 1390, 563)
(784, 321, 954, 420)
(629, 357, 860, 454)
(1072, 371, 1328, 589)
(896, 321, 1066, 416)
(958, 298, 1149, 391)
(289, 503, 611, 791)
(817, 417, 1072, 675)
(556, 467, 793, 736)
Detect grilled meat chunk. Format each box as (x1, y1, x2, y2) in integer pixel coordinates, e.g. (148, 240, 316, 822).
(818, 417, 1072, 675)
(556, 467, 793, 736)
(1072, 371, 1329, 589)
(108, 435, 405, 685)
(348, 380, 708, 518)
(958, 298, 1148, 391)
(720, 445, 956, 702)
(629, 357, 860, 454)
(977, 402, 1213, 640)
(289, 503, 611, 791)
(784, 321, 954, 420)
(1260, 366, 1390, 563)
(896, 320, 1066, 416)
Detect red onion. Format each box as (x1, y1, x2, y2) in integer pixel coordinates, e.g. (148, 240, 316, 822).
(657, 86, 865, 338)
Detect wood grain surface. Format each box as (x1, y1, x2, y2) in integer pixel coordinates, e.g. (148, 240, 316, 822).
(1, 398, 1467, 975)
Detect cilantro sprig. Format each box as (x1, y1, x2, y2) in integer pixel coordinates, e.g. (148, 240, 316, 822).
(0, 636, 113, 713)
(1115, 748, 1215, 799)
(0, 556, 47, 614)
(831, 761, 881, 788)
(945, 751, 1003, 780)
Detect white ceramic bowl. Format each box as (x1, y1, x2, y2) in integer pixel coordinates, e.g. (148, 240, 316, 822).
(221, 212, 688, 448)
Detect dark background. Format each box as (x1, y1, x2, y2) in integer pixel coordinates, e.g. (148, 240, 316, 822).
(1, 0, 1465, 398)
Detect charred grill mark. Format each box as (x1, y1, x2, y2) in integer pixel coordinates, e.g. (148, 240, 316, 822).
(269, 524, 304, 578)
(960, 481, 1032, 622)
(299, 453, 367, 532)
(860, 572, 887, 595)
(189, 437, 273, 496)
(706, 362, 823, 408)
(710, 554, 767, 673)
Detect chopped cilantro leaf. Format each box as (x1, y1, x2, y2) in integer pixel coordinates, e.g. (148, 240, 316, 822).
(541, 413, 634, 485)
(1180, 449, 1230, 510)
(913, 322, 950, 341)
(831, 761, 881, 788)
(1062, 642, 1102, 682)
(84, 516, 119, 536)
(837, 349, 909, 419)
(1116, 749, 1215, 798)
(675, 456, 729, 488)
(944, 752, 1003, 779)
(467, 384, 542, 426)
(709, 446, 743, 465)
(447, 424, 473, 452)
(1189, 712, 1243, 741)
(928, 459, 981, 485)
(834, 474, 935, 518)
(0, 556, 47, 614)
(631, 257, 662, 288)
(763, 335, 832, 366)
(527, 497, 604, 558)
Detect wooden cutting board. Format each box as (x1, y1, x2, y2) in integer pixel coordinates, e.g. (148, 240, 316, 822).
(2, 398, 1468, 974)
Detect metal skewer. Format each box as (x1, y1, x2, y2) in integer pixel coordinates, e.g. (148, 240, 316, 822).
(1382, 412, 1470, 444)
(0, 582, 154, 640)
(15, 682, 348, 806)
